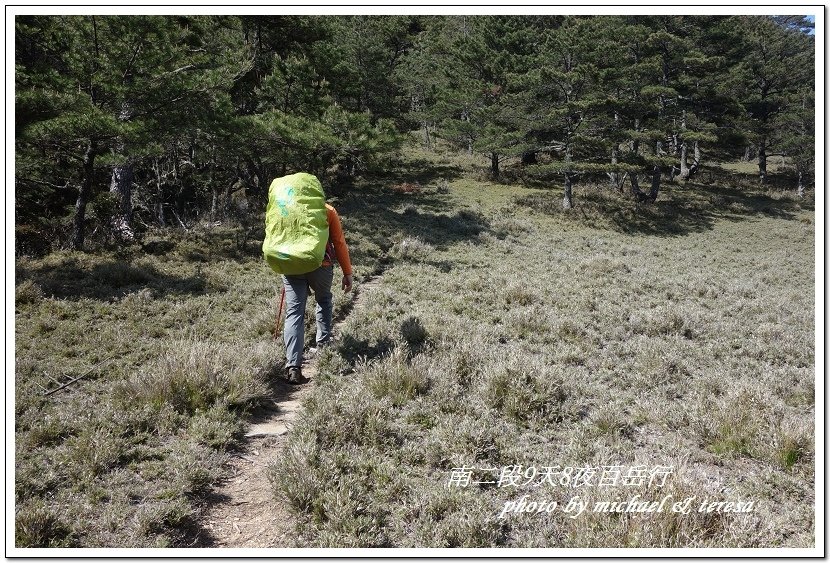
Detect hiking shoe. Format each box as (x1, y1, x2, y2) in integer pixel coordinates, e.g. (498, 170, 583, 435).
(287, 366, 308, 385)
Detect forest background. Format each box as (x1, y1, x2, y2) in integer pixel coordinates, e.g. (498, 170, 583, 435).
(15, 14, 815, 253)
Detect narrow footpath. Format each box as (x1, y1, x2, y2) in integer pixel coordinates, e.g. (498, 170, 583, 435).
(200, 276, 381, 548)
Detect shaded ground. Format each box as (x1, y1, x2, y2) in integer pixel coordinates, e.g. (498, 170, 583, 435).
(515, 169, 811, 238)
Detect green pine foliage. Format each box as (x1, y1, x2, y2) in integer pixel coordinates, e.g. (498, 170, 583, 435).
(15, 15, 814, 252)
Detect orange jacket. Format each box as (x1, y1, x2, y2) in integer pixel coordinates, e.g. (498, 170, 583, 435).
(323, 204, 353, 275)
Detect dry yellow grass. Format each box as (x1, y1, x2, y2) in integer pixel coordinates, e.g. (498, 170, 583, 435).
(15, 143, 815, 549)
(271, 148, 815, 548)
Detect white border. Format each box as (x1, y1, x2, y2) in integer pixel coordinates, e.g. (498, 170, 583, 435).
(6, 546, 826, 557)
(813, 4, 825, 561)
(6, 4, 824, 559)
(2, 4, 827, 16)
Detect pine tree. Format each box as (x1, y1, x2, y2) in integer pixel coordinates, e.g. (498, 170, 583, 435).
(229, 16, 404, 185)
(17, 16, 120, 250)
(524, 16, 628, 207)
(776, 85, 814, 196)
(316, 15, 419, 120)
(424, 16, 539, 178)
(16, 15, 249, 249)
(727, 16, 814, 184)
(395, 17, 448, 148)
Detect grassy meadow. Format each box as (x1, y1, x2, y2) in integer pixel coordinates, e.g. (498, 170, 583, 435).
(14, 144, 815, 548)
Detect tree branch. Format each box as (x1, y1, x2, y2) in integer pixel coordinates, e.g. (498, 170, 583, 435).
(19, 177, 72, 190)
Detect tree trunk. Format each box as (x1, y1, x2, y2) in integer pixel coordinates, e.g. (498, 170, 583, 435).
(797, 171, 804, 198)
(609, 145, 624, 191)
(244, 158, 264, 198)
(110, 163, 135, 242)
(563, 173, 573, 209)
(631, 122, 640, 155)
(223, 179, 234, 219)
(156, 203, 166, 227)
(210, 187, 219, 221)
(630, 173, 646, 201)
(153, 158, 167, 227)
(649, 165, 661, 201)
(344, 154, 355, 177)
(679, 141, 690, 179)
(207, 148, 218, 221)
(490, 152, 500, 179)
(462, 109, 473, 155)
(758, 139, 767, 184)
(689, 141, 701, 177)
(610, 111, 624, 192)
(72, 141, 97, 250)
(423, 122, 431, 148)
(208, 152, 218, 221)
(110, 102, 135, 242)
(631, 173, 641, 198)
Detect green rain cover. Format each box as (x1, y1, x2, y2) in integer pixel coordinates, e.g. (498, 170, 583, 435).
(262, 173, 328, 275)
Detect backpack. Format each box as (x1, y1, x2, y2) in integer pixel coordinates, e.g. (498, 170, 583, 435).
(262, 172, 329, 276)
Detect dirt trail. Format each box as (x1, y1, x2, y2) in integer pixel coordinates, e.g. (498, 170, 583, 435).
(200, 276, 382, 548)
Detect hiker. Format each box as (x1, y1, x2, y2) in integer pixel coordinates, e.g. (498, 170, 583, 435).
(281, 202, 353, 383)
(262, 173, 353, 385)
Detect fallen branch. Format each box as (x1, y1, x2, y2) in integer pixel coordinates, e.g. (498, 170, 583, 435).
(43, 356, 116, 397)
(171, 208, 190, 231)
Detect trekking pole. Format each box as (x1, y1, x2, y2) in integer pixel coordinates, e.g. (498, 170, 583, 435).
(273, 285, 286, 341)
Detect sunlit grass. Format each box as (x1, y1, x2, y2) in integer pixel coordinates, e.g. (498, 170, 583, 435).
(270, 145, 815, 548)
(15, 142, 814, 548)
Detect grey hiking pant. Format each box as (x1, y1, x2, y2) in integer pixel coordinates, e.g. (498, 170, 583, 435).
(282, 265, 333, 368)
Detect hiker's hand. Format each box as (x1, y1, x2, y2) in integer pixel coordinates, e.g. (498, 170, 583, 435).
(342, 275, 353, 293)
